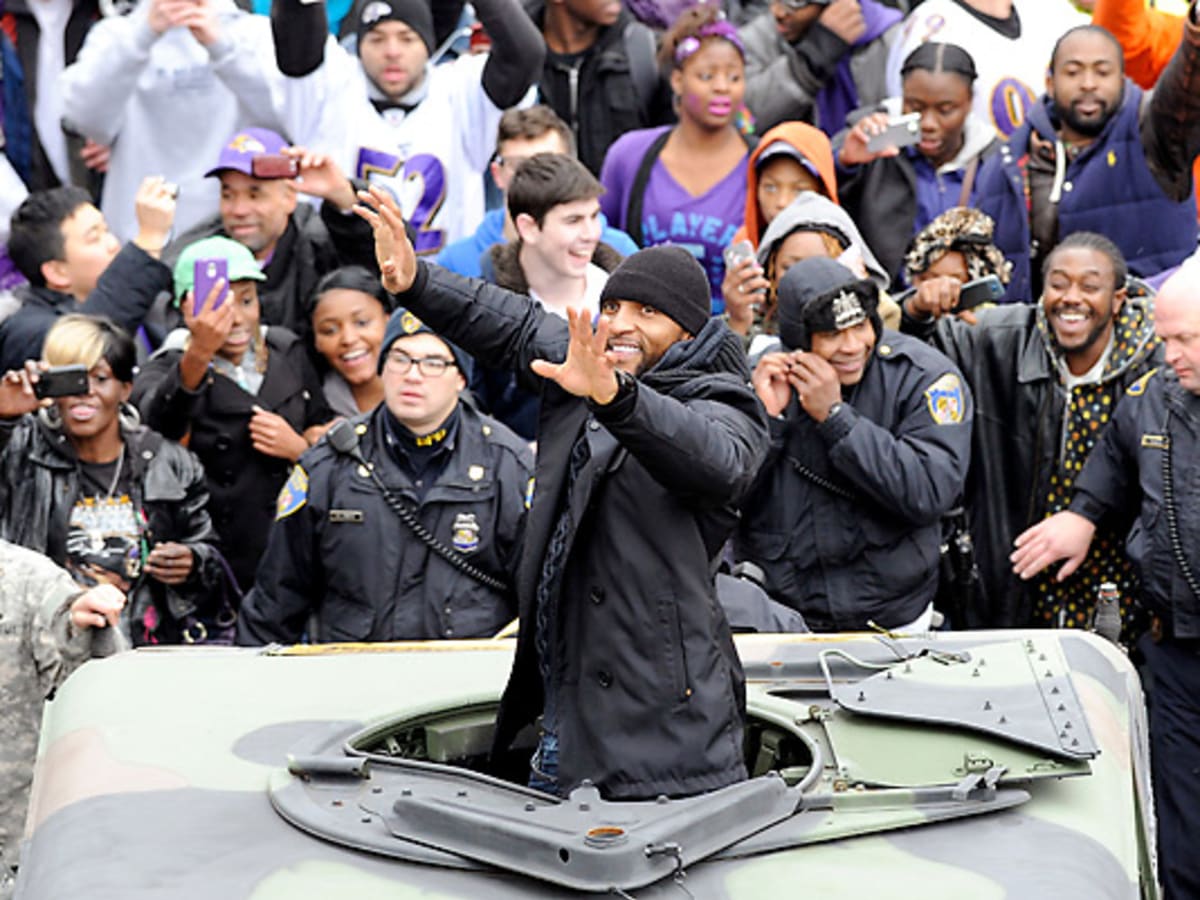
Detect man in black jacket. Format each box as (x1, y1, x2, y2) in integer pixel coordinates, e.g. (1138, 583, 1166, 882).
(0, 180, 174, 372)
(901, 231, 1159, 633)
(526, 0, 673, 175)
(357, 187, 769, 802)
(161, 127, 376, 342)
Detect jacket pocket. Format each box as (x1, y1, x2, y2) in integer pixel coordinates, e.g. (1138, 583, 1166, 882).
(656, 594, 691, 705)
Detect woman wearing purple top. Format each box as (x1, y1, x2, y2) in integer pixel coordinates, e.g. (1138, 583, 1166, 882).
(599, 6, 751, 315)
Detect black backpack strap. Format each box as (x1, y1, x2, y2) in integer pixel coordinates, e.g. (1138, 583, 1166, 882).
(625, 128, 672, 247)
(625, 127, 757, 247)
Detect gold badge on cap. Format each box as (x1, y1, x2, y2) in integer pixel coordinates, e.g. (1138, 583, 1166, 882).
(400, 310, 423, 334)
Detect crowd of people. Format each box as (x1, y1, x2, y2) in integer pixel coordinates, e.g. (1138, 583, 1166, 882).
(0, 0, 1199, 894)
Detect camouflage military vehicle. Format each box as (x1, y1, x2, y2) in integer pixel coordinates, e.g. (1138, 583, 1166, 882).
(17, 630, 1155, 898)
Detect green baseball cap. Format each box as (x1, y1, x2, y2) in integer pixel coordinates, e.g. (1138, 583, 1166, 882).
(172, 235, 266, 302)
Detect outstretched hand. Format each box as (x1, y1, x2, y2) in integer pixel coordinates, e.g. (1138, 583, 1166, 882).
(1011, 511, 1097, 582)
(530, 307, 621, 404)
(354, 185, 416, 294)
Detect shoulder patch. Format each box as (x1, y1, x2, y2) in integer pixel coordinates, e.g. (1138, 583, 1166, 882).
(275, 465, 309, 520)
(1126, 368, 1159, 397)
(924, 373, 965, 425)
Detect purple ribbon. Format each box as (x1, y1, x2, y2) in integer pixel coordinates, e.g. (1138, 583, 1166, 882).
(674, 19, 745, 66)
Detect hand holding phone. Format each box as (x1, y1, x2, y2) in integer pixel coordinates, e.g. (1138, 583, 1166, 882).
(250, 154, 300, 179)
(193, 258, 229, 312)
(953, 274, 1004, 312)
(865, 112, 921, 154)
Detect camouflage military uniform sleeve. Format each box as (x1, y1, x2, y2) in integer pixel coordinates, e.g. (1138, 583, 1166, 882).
(0, 543, 125, 874)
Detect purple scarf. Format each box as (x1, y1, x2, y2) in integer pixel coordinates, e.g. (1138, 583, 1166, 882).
(815, 0, 902, 135)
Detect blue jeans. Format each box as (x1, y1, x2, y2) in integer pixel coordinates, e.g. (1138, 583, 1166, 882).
(528, 731, 559, 795)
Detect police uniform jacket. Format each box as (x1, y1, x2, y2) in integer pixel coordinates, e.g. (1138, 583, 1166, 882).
(236, 401, 533, 644)
(1070, 369, 1200, 639)
(735, 331, 972, 631)
(902, 296, 1160, 628)
(0, 417, 224, 645)
(132, 326, 332, 592)
(389, 261, 770, 802)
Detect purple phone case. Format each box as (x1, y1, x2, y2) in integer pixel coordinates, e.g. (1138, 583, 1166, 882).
(193, 257, 229, 311)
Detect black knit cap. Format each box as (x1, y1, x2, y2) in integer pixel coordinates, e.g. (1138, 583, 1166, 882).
(378, 307, 471, 377)
(354, 0, 435, 55)
(777, 257, 882, 352)
(599, 245, 711, 336)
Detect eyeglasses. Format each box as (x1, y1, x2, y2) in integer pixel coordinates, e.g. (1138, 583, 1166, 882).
(775, 0, 832, 9)
(385, 349, 456, 377)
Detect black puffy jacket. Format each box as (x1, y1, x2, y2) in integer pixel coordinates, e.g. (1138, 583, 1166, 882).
(390, 261, 770, 801)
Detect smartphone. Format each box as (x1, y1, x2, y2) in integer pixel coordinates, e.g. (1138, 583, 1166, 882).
(866, 112, 921, 154)
(723, 239, 757, 270)
(193, 257, 229, 311)
(33, 364, 89, 399)
(954, 274, 1005, 312)
(250, 154, 299, 179)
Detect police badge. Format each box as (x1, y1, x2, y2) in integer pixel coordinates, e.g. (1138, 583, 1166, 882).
(451, 513, 481, 553)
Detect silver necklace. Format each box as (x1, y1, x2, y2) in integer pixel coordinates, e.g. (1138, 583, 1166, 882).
(81, 446, 125, 500)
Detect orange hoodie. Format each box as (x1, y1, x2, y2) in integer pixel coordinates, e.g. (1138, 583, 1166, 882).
(1092, 0, 1183, 89)
(735, 121, 839, 249)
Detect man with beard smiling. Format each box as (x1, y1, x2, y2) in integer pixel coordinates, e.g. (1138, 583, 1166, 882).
(356, 186, 768, 801)
(901, 231, 1160, 633)
(975, 20, 1200, 302)
(734, 257, 972, 633)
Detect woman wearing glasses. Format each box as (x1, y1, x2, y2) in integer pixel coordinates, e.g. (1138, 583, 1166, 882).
(236, 307, 533, 646)
(132, 237, 334, 594)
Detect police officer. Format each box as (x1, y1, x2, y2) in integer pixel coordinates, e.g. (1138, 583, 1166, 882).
(1012, 265, 1200, 899)
(236, 309, 534, 645)
(735, 257, 973, 632)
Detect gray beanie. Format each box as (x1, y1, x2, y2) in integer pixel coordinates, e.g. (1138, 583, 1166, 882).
(599, 245, 711, 335)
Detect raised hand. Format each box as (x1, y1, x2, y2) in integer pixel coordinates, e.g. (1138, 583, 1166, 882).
(354, 186, 417, 294)
(530, 307, 620, 404)
(0, 361, 46, 420)
(288, 146, 357, 211)
(752, 352, 793, 417)
(788, 351, 843, 421)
